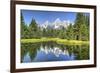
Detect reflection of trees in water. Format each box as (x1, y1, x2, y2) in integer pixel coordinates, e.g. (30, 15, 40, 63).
(28, 43, 40, 61)
(58, 44, 89, 60)
(71, 45, 89, 60)
(21, 43, 40, 62)
(21, 42, 89, 63)
(21, 44, 29, 62)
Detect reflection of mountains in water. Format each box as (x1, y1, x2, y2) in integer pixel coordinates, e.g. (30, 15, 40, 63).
(22, 45, 75, 62)
(22, 43, 89, 63)
(40, 46, 74, 58)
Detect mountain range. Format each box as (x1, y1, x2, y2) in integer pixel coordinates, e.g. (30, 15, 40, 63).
(38, 18, 72, 29)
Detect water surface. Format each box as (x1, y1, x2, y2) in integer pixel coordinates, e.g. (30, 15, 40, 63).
(21, 42, 89, 63)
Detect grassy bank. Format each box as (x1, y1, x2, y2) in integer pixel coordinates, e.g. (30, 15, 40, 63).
(21, 38, 89, 45)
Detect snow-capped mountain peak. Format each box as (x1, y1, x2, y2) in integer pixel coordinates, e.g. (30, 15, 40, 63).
(54, 18, 61, 24)
(40, 18, 71, 29)
(41, 20, 49, 28)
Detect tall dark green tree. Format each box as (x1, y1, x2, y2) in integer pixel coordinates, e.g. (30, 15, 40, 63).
(21, 12, 29, 39)
(66, 23, 74, 40)
(73, 13, 89, 41)
(29, 18, 38, 38)
(84, 15, 90, 40)
(74, 13, 83, 40)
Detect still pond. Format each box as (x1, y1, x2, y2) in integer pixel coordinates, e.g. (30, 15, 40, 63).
(21, 42, 89, 63)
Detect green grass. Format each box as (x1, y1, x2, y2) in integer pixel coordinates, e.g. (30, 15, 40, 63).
(21, 38, 89, 45)
(56, 39, 89, 45)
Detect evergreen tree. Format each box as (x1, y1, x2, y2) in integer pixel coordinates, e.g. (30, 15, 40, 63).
(29, 18, 38, 38)
(66, 23, 74, 40)
(21, 12, 28, 39)
(85, 15, 90, 40)
(74, 13, 89, 41)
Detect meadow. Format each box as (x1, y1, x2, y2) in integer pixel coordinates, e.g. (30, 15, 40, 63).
(21, 38, 89, 45)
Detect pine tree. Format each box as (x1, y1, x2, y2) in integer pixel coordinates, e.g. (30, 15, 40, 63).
(29, 18, 38, 38)
(74, 13, 89, 41)
(66, 23, 74, 40)
(21, 12, 28, 39)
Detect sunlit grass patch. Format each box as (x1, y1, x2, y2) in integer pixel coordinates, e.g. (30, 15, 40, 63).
(56, 39, 89, 45)
(21, 38, 89, 45)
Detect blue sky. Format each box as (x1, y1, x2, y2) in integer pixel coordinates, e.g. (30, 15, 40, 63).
(21, 10, 88, 25)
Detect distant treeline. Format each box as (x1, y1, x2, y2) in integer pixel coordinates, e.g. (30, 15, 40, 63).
(21, 13, 89, 41)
